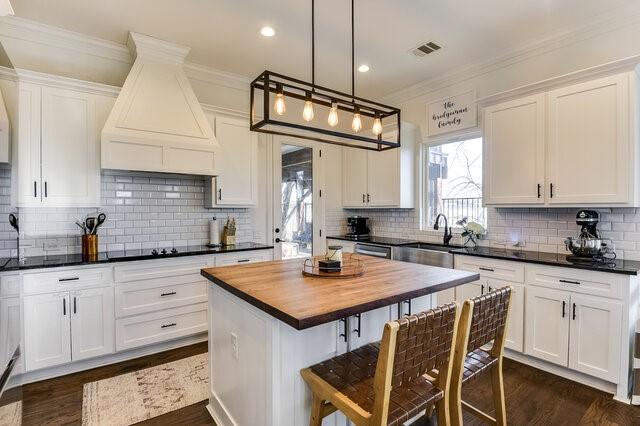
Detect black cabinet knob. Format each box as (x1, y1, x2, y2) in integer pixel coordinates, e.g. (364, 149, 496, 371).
(275, 238, 282, 243)
(275, 228, 281, 233)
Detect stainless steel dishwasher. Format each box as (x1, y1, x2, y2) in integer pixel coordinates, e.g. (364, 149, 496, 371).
(392, 242, 459, 268)
(354, 243, 392, 259)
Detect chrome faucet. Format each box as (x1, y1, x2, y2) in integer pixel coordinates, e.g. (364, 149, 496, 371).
(433, 214, 453, 246)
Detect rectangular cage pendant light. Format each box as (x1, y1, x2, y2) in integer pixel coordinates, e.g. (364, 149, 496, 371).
(250, 70, 401, 151)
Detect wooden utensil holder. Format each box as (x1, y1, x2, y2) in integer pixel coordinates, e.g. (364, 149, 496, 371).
(82, 234, 98, 260)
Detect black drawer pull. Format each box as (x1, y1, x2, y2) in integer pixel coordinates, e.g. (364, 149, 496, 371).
(537, 183, 541, 198)
(33, 181, 37, 198)
(339, 318, 347, 342)
(63, 298, 66, 316)
(161, 323, 177, 329)
(73, 296, 77, 314)
(572, 303, 577, 320)
(479, 267, 494, 272)
(160, 291, 177, 297)
(403, 299, 412, 316)
(562, 301, 566, 318)
(559, 279, 580, 285)
(237, 259, 251, 263)
(59, 277, 80, 282)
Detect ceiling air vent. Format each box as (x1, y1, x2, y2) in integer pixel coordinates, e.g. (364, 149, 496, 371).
(411, 41, 441, 57)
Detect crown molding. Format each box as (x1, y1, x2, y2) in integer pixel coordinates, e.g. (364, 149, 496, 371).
(0, 16, 251, 92)
(127, 31, 190, 63)
(477, 56, 640, 106)
(382, 3, 640, 105)
(183, 62, 250, 92)
(0, 66, 121, 96)
(0, 16, 131, 63)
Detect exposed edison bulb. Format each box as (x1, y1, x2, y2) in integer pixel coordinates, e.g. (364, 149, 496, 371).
(274, 92, 286, 115)
(302, 99, 315, 122)
(351, 108, 362, 132)
(327, 102, 339, 127)
(372, 116, 383, 135)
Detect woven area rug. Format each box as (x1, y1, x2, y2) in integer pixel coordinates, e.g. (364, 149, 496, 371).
(0, 401, 21, 425)
(82, 353, 208, 426)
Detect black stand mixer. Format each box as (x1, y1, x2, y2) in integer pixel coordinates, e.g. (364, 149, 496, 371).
(564, 210, 616, 261)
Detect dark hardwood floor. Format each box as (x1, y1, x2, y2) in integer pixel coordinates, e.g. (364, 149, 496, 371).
(1, 343, 638, 425)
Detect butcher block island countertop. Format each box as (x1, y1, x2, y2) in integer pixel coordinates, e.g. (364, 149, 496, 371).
(201, 255, 479, 330)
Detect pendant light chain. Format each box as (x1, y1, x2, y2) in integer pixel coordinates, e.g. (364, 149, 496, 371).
(351, 0, 355, 100)
(311, 0, 315, 88)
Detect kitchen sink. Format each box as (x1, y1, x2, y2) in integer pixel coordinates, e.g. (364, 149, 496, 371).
(392, 243, 461, 268)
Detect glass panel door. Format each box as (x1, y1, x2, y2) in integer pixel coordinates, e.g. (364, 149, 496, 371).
(279, 144, 313, 259)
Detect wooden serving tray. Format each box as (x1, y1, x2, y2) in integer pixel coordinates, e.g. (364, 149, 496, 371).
(302, 254, 364, 279)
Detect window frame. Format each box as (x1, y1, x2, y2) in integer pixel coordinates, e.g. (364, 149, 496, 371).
(421, 131, 484, 231)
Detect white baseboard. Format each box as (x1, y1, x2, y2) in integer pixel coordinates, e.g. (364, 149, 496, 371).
(10, 333, 207, 387)
(208, 391, 237, 426)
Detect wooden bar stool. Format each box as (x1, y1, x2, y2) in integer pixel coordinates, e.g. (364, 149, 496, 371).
(450, 287, 513, 426)
(301, 302, 459, 426)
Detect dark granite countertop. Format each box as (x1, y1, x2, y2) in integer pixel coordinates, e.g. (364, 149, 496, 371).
(451, 246, 640, 275)
(327, 235, 420, 247)
(0, 242, 274, 272)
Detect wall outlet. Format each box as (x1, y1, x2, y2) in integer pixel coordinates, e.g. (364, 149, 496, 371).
(230, 332, 239, 360)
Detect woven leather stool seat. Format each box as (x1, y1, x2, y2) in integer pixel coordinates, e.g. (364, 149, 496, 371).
(309, 343, 443, 426)
(302, 302, 459, 426)
(461, 348, 498, 384)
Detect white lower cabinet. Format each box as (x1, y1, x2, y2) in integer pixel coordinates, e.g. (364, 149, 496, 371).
(115, 303, 207, 352)
(568, 294, 622, 382)
(525, 285, 623, 382)
(24, 292, 73, 371)
(215, 249, 273, 266)
(524, 286, 570, 367)
(70, 287, 115, 361)
(24, 287, 114, 371)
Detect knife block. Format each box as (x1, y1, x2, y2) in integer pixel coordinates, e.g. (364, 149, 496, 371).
(82, 234, 98, 260)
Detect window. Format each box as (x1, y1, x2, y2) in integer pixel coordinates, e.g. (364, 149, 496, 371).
(424, 137, 485, 228)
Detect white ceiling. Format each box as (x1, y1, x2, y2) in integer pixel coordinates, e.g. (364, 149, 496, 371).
(9, 0, 639, 98)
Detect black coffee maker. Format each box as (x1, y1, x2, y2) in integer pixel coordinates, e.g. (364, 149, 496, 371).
(346, 216, 370, 240)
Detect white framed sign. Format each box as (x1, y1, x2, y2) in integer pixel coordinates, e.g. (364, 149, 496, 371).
(427, 90, 477, 137)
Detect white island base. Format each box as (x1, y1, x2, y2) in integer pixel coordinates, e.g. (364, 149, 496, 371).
(206, 284, 422, 426)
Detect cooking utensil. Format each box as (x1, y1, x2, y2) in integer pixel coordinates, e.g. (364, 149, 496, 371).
(8, 214, 18, 233)
(92, 213, 106, 234)
(75, 220, 87, 234)
(85, 217, 96, 235)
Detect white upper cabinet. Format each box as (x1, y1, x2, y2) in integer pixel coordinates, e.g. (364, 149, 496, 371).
(547, 74, 631, 204)
(483, 71, 639, 207)
(483, 94, 545, 205)
(367, 148, 400, 207)
(342, 123, 416, 209)
(205, 115, 258, 207)
(17, 81, 108, 207)
(342, 148, 368, 207)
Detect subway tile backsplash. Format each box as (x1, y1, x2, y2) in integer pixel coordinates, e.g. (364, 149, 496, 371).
(334, 206, 640, 261)
(17, 170, 255, 257)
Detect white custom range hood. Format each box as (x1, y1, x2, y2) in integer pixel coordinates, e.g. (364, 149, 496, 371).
(101, 32, 218, 175)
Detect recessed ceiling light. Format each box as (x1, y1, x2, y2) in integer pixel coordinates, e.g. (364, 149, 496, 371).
(260, 26, 276, 37)
(358, 64, 370, 73)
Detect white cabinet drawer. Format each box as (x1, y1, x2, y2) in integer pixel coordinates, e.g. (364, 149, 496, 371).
(114, 256, 213, 283)
(115, 274, 207, 318)
(23, 266, 113, 295)
(454, 255, 525, 283)
(115, 303, 207, 351)
(525, 265, 625, 300)
(0, 275, 20, 297)
(215, 249, 273, 266)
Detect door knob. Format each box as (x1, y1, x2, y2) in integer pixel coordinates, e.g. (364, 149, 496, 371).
(275, 238, 282, 243)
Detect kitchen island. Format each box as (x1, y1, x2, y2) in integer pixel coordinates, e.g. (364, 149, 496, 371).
(201, 256, 479, 426)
